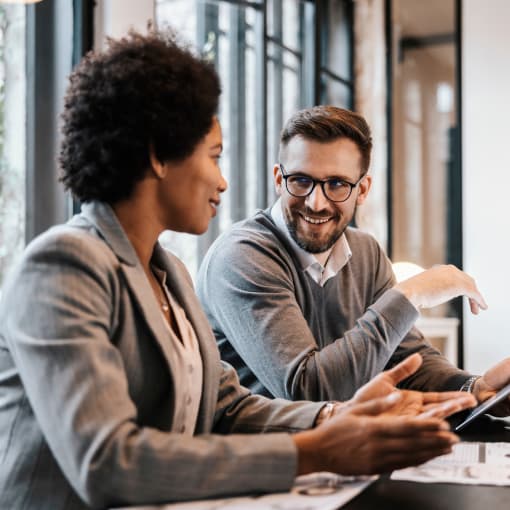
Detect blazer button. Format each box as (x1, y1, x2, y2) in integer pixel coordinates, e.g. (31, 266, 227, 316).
(180, 425, 186, 433)
(186, 395, 192, 405)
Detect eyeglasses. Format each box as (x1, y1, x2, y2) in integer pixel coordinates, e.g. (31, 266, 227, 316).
(279, 164, 363, 203)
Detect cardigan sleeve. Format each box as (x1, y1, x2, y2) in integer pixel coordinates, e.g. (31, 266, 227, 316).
(197, 223, 471, 402)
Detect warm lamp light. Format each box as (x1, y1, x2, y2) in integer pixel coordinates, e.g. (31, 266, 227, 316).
(392, 261, 425, 283)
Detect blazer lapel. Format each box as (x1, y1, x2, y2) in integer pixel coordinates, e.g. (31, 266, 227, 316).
(120, 263, 180, 374)
(77, 202, 179, 378)
(77, 202, 219, 432)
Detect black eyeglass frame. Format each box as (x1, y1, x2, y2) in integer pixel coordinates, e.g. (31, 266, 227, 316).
(278, 163, 364, 203)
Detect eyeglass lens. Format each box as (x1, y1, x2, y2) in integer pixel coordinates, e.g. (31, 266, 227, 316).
(286, 175, 353, 202)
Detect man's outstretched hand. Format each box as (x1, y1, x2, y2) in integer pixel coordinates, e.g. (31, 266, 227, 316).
(348, 353, 476, 419)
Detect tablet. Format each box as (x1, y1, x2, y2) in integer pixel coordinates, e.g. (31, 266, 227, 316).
(454, 381, 510, 432)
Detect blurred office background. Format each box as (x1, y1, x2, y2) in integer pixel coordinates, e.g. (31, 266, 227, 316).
(0, 0, 507, 373)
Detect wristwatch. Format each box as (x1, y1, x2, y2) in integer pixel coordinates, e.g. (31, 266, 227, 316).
(460, 375, 480, 393)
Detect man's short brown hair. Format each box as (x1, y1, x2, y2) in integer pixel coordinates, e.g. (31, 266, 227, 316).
(279, 106, 373, 174)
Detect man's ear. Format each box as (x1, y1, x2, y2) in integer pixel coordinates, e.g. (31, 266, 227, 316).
(356, 174, 372, 205)
(273, 164, 283, 196)
(149, 145, 168, 179)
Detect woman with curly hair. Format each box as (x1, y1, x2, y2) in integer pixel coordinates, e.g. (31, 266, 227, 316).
(0, 31, 473, 509)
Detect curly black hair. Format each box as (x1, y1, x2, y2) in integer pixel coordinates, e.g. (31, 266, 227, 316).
(59, 31, 221, 203)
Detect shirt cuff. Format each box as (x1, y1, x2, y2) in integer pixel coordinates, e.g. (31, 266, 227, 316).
(371, 288, 420, 338)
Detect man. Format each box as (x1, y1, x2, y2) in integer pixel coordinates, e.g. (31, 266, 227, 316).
(197, 106, 510, 413)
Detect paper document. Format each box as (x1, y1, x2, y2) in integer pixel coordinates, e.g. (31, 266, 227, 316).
(391, 442, 510, 486)
(114, 473, 376, 510)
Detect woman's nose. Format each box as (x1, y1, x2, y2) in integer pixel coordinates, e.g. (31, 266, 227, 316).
(219, 174, 228, 193)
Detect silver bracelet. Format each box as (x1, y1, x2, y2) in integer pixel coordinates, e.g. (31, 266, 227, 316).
(460, 375, 480, 393)
(322, 401, 336, 419)
(315, 401, 337, 426)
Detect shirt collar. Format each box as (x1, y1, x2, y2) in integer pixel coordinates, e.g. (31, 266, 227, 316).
(271, 198, 352, 286)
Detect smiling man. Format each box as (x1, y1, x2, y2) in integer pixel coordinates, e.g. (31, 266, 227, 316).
(197, 106, 510, 413)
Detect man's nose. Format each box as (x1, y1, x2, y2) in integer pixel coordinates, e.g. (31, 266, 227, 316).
(305, 183, 330, 211)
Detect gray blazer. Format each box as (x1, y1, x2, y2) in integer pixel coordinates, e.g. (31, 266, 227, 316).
(0, 202, 321, 510)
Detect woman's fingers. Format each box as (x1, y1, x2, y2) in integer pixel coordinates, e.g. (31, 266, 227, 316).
(418, 395, 476, 419)
(383, 353, 423, 385)
(348, 392, 404, 417)
(371, 446, 454, 473)
(421, 391, 475, 404)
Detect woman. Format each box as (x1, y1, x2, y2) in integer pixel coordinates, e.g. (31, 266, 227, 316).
(0, 31, 473, 509)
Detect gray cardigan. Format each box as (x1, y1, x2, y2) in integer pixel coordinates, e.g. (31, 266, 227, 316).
(0, 202, 322, 510)
(197, 209, 471, 401)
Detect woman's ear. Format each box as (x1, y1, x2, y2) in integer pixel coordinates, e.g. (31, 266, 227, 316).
(149, 145, 167, 179)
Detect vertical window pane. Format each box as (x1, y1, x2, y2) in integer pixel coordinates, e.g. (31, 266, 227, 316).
(156, 0, 264, 278)
(323, 0, 351, 79)
(267, 0, 304, 190)
(156, 0, 353, 279)
(390, 0, 458, 316)
(321, 78, 351, 108)
(320, 0, 353, 107)
(0, 5, 25, 290)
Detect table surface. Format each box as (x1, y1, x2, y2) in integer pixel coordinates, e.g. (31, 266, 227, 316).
(343, 414, 510, 510)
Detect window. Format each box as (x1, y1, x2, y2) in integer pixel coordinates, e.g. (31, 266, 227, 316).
(387, 0, 463, 362)
(156, 0, 353, 278)
(0, 1, 88, 292)
(389, 0, 460, 280)
(0, 5, 26, 290)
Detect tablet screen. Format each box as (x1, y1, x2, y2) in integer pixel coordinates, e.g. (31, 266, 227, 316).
(454, 381, 510, 432)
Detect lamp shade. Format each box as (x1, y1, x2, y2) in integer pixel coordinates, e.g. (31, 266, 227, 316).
(392, 261, 425, 283)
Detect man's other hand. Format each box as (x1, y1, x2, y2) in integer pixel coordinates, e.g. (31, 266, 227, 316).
(394, 264, 488, 314)
(472, 357, 510, 416)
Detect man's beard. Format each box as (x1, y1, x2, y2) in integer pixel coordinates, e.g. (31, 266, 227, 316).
(283, 205, 355, 253)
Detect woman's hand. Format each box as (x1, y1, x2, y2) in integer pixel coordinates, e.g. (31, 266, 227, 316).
(295, 393, 460, 476)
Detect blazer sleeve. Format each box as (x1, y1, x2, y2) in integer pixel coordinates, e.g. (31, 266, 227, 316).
(213, 361, 323, 434)
(0, 229, 319, 508)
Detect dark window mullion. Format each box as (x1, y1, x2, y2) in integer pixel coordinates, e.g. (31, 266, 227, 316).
(319, 0, 354, 107)
(25, 0, 73, 243)
(299, 1, 314, 107)
(228, 7, 247, 222)
(346, 0, 355, 108)
(313, 0, 324, 105)
(270, 0, 283, 171)
(72, 0, 94, 215)
(255, 0, 268, 208)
